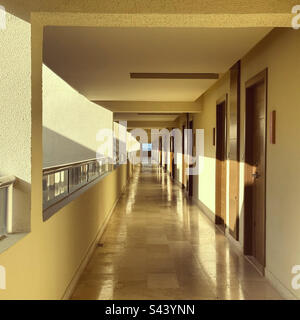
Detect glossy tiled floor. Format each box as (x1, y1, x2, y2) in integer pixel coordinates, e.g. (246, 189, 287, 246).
(71, 165, 282, 300)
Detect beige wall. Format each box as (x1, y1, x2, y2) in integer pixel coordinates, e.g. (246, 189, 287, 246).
(172, 76, 230, 198)
(174, 115, 186, 185)
(43, 64, 113, 167)
(0, 164, 130, 299)
(239, 28, 300, 299)
(189, 28, 300, 299)
(191, 73, 230, 216)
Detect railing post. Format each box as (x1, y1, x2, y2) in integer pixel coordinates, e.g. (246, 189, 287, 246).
(6, 183, 14, 234)
(67, 168, 70, 195)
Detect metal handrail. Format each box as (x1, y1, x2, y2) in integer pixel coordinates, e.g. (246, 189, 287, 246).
(43, 157, 107, 175)
(0, 176, 16, 189)
(42, 157, 114, 213)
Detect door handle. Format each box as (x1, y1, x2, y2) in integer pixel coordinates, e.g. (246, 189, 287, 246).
(252, 172, 261, 179)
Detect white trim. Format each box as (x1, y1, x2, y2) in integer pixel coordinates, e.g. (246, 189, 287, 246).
(191, 189, 296, 300)
(225, 228, 243, 253)
(193, 196, 244, 254)
(61, 177, 129, 300)
(265, 268, 298, 300)
(173, 177, 184, 189)
(192, 196, 215, 223)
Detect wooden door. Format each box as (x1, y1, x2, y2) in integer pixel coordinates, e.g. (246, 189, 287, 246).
(170, 135, 175, 179)
(159, 137, 162, 166)
(188, 120, 193, 197)
(215, 100, 227, 228)
(244, 69, 267, 272)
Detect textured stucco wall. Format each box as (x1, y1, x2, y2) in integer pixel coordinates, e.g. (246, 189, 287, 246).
(0, 0, 296, 25)
(0, 11, 31, 182)
(0, 11, 31, 232)
(43, 64, 113, 167)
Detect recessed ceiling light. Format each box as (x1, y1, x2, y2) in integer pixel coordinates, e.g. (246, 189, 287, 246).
(130, 73, 219, 79)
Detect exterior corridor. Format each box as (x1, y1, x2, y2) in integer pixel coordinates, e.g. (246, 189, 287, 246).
(71, 165, 282, 300)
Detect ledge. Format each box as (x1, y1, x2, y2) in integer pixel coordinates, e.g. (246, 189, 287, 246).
(0, 233, 28, 255)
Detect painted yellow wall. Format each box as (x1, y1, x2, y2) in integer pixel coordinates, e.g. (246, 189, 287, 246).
(174, 115, 187, 185)
(239, 28, 300, 299)
(191, 73, 230, 216)
(190, 28, 300, 299)
(0, 164, 130, 299)
(43, 64, 113, 167)
(0, 11, 31, 233)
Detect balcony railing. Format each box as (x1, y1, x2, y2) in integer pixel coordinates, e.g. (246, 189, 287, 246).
(0, 176, 16, 238)
(43, 157, 114, 211)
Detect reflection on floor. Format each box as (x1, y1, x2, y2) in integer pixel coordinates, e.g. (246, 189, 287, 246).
(71, 165, 282, 300)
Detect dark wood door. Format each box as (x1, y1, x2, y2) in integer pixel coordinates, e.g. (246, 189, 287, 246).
(244, 70, 267, 272)
(159, 137, 162, 166)
(251, 82, 266, 266)
(215, 100, 227, 228)
(188, 120, 193, 197)
(170, 136, 175, 179)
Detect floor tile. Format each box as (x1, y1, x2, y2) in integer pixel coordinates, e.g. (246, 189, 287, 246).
(147, 273, 180, 289)
(71, 165, 282, 300)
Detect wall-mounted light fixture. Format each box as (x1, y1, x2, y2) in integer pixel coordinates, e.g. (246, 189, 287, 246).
(213, 128, 216, 146)
(270, 110, 276, 144)
(130, 73, 219, 80)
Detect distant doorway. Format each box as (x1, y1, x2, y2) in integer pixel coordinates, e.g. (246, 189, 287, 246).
(182, 124, 186, 189)
(188, 120, 193, 197)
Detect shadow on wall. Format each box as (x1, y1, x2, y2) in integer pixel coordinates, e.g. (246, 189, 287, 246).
(43, 127, 98, 167)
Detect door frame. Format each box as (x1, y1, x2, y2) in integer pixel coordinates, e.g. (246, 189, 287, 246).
(243, 69, 268, 273)
(215, 94, 228, 230)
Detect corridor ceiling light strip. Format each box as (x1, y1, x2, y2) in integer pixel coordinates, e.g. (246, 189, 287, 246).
(137, 113, 180, 116)
(130, 73, 219, 79)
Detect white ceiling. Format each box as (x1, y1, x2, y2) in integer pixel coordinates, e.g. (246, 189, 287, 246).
(43, 27, 272, 102)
